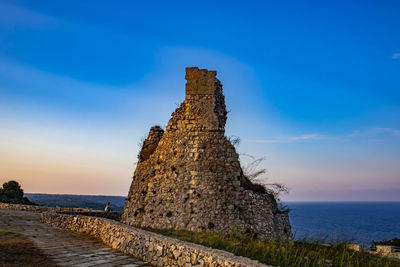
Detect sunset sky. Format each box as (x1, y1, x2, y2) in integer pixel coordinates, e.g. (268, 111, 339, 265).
(1, 1, 399, 201)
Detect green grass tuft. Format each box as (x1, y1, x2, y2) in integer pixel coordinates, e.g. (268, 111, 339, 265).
(155, 229, 400, 267)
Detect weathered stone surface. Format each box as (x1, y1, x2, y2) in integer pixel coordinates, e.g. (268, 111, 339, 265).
(122, 67, 291, 240)
(185, 67, 218, 95)
(41, 212, 272, 267)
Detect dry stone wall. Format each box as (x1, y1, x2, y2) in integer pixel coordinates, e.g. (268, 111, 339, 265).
(41, 212, 272, 267)
(123, 67, 291, 240)
(0, 203, 90, 212)
(0, 203, 121, 220)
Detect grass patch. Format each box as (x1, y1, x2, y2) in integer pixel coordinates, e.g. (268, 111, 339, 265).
(0, 228, 59, 267)
(155, 229, 400, 267)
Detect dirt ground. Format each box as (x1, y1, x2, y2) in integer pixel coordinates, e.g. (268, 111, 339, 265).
(0, 228, 59, 267)
(0, 210, 147, 267)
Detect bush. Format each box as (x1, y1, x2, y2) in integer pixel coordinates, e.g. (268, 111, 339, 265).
(377, 237, 400, 246)
(155, 229, 400, 267)
(0, 180, 35, 205)
(2, 180, 23, 199)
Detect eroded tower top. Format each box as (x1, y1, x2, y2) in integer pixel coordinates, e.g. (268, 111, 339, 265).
(185, 67, 218, 95)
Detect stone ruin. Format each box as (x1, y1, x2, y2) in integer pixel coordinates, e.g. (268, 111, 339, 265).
(122, 67, 292, 240)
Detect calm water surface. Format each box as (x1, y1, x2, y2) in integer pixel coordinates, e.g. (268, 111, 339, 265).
(287, 202, 400, 245)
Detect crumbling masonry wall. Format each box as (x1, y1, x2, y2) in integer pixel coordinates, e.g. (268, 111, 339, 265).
(122, 67, 291, 240)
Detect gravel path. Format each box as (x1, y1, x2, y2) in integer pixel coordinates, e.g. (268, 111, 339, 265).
(0, 210, 148, 267)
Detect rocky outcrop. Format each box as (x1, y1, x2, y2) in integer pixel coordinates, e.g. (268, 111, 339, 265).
(122, 67, 291, 240)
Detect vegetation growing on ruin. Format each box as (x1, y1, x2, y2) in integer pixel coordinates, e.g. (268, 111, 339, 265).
(240, 154, 291, 213)
(228, 136, 290, 202)
(156, 229, 400, 267)
(242, 154, 289, 198)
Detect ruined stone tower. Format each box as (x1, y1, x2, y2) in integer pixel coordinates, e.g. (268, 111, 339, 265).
(122, 67, 291, 240)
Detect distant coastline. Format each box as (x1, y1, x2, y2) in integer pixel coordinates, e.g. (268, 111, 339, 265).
(25, 193, 126, 211)
(25, 193, 400, 245)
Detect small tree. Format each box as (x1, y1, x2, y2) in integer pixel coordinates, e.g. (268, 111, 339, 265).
(2, 180, 24, 199)
(0, 180, 35, 205)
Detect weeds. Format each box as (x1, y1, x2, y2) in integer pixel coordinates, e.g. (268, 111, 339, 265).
(228, 136, 241, 147)
(241, 154, 289, 205)
(156, 229, 400, 267)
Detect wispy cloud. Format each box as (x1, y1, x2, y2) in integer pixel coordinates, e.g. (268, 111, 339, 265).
(0, 57, 138, 121)
(373, 127, 400, 136)
(251, 133, 323, 143)
(0, 2, 58, 29)
(293, 134, 322, 140)
(392, 53, 400, 60)
(249, 128, 400, 144)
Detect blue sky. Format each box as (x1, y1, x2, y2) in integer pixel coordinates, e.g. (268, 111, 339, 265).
(0, 0, 399, 200)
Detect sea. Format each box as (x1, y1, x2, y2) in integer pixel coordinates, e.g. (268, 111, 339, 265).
(26, 194, 400, 246)
(286, 202, 400, 245)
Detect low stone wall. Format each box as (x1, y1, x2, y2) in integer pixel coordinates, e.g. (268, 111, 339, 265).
(0, 203, 122, 221)
(375, 245, 394, 255)
(41, 212, 271, 267)
(58, 211, 122, 221)
(0, 203, 90, 212)
(347, 244, 400, 259)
